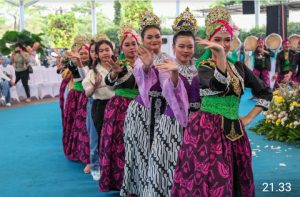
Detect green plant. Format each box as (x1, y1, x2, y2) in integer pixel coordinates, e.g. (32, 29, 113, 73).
(47, 12, 77, 48)
(0, 30, 45, 55)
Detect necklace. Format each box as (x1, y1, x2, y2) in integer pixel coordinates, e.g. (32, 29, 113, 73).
(176, 60, 197, 84)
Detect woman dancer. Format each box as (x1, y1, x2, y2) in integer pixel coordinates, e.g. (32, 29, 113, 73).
(99, 24, 139, 191)
(170, 7, 273, 197)
(80, 40, 100, 179)
(121, 9, 169, 196)
(62, 35, 90, 162)
(68, 41, 91, 173)
(82, 36, 115, 180)
(144, 8, 200, 197)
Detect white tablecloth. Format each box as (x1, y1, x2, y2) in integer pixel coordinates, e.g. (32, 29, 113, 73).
(10, 66, 62, 101)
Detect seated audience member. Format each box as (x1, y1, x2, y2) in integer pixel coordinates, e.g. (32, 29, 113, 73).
(0, 56, 16, 107)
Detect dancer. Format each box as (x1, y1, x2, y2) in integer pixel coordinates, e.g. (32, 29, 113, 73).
(121, 9, 168, 196)
(82, 36, 115, 180)
(273, 39, 296, 89)
(81, 40, 100, 179)
(62, 35, 89, 163)
(252, 37, 274, 88)
(99, 24, 139, 191)
(144, 7, 200, 197)
(170, 7, 272, 197)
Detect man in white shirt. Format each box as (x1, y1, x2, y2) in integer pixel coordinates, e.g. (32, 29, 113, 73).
(0, 56, 16, 107)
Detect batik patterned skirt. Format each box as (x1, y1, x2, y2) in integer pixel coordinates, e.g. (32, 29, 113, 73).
(171, 111, 255, 197)
(144, 114, 183, 197)
(121, 94, 166, 196)
(62, 89, 81, 161)
(99, 96, 132, 191)
(59, 77, 71, 125)
(72, 93, 90, 164)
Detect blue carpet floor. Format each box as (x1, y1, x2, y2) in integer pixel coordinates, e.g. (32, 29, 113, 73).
(0, 89, 299, 197)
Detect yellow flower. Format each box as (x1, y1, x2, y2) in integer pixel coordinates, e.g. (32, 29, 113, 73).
(275, 119, 281, 126)
(289, 123, 294, 129)
(273, 90, 280, 96)
(290, 101, 298, 108)
(273, 96, 284, 104)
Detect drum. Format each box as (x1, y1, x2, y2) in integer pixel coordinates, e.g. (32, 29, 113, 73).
(244, 36, 257, 51)
(265, 33, 282, 50)
(288, 34, 300, 50)
(230, 37, 241, 51)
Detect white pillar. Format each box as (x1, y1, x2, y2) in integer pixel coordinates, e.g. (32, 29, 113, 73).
(91, 0, 97, 36)
(176, 0, 180, 16)
(255, 0, 260, 28)
(19, 0, 24, 31)
(6, 0, 39, 31)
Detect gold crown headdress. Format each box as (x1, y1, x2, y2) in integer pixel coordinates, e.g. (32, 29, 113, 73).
(139, 9, 161, 31)
(172, 7, 198, 35)
(94, 33, 111, 42)
(205, 7, 233, 38)
(117, 23, 141, 44)
(73, 34, 91, 48)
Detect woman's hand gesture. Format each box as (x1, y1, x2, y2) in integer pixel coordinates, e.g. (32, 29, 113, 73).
(196, 37, 227, 73)
(196, 37, 225, 56)
(70, 51, 83, 67)
(108, 58, 124, 74)
(156, 59, 178, 72)
(90, 73, 105, 89)
(138, 46, 154, 69)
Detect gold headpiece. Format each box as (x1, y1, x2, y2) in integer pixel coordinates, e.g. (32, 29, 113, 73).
(205, 6, 232, 27)
(205, 6, 233, 38)
(73, 34, 90, 48)
(117, 23, 140, 43)
(139, 9, 161, 31)
(172, 7, 198, 35)
(94, 33, 111, 42)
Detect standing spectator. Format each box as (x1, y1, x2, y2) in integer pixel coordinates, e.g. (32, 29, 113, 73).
(31, 42, 40, 66)
(0, 56, 16, 106)
(10, 43, 31, 103)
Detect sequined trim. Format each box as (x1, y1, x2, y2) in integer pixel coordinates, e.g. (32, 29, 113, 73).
(228, 62, 245, 91)
(214, 68, 230, 85)
(153, 52, 169, 65)
(114, 70, 133, 87)
(256, 98, 270, 109)
(199, 88, 223, 96)
(149, 90, 162, 97)
(107, 73, 118, 84)
(177, 62, 197, 85)
(227, 62, 242, 96)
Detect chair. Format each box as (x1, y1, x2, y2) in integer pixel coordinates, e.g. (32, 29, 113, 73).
(9, 86, 20, 102)
(39, 67, 55, 98)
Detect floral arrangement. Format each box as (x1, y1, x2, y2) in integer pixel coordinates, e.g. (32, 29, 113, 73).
(250, 84, 300, 146)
